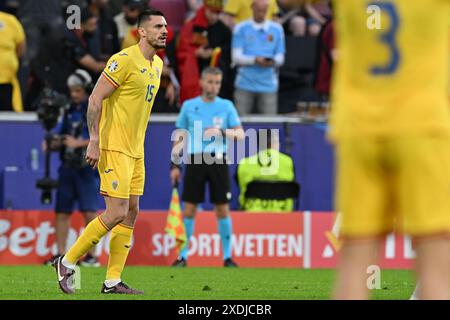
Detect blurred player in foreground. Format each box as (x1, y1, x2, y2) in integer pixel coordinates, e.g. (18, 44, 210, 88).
(327, 0, 450, 299)
(53, 9, 167, 294)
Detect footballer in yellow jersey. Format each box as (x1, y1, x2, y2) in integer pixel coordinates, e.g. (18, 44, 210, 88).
(99, 44, 163, 198)
(329, 0, 450, 300)
(54, 9, 168, 295)
(100, 45, 163, 158)
(329, 0, 450, 140)
(0, 11, 25, 112)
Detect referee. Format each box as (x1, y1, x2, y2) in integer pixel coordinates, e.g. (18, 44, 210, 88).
(170, 67, 245, 267)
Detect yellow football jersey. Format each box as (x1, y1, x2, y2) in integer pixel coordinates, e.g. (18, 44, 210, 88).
(100, 44, 163, 158)
(329, 0, 450, 141)
(0, 12, 25, 83)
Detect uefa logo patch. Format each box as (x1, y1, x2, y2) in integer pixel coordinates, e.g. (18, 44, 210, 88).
(108, 60, 119, 73)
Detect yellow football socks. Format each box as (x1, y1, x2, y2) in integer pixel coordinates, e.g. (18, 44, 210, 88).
(63, 216, 109, 267)
(106, 223, 133, 281)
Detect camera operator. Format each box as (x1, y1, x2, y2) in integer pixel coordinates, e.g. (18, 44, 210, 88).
(43, 69, 100, 267)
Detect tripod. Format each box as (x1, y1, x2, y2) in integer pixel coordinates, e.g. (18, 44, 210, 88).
(36, 131, 59, 204)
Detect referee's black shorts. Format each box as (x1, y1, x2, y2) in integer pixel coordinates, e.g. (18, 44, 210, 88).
(182, 153, 231, 204)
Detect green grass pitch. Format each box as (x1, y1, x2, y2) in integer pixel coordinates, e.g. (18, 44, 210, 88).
(0, 266, 415, 300)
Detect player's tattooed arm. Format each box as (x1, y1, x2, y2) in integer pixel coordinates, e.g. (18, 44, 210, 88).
(85, 75, 116, 168)
(87, 105, 101, 142)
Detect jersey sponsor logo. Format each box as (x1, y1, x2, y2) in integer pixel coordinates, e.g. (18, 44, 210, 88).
(140, 68, 147, 74)
(112, 180, 119, 190)
(155, 66, 161, 79)
(118, 52, 128, 56)
(104, 169, 114, 173)
(108, 60, 119, 73)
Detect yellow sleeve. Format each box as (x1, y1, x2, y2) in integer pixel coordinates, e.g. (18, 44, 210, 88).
(11, 16, 25, 44)
(102, 52, 130, 88)
(224, 0, 240, 16)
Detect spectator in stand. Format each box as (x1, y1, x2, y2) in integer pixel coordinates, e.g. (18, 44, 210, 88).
(64, 9, 106, 81)
(114, 0, 146, 49)
(277, 0, 330, 37)
(222, 0, 279, 30)
(232, 0, 285, 114)
(153, 25, 179, 113)
(15, 0, 64, 109)
(0, 4, 26, 112)
(314, 14, 335, 100)
(87, 0, 120, 60)
(186, 0, 203, 19)
(177, 0, 233, 103)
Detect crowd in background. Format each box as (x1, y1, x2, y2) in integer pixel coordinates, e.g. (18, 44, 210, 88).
(0, 0, 333, 115)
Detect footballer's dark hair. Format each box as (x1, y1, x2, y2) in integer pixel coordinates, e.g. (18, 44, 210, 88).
(137, 9, 165, 27)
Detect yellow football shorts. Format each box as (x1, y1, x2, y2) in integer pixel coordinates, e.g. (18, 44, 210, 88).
(98, 149, 145, 199)
(336, 135, 450, 237)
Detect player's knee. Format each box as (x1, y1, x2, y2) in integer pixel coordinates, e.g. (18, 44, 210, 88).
(127, 206, 139, 223)
(129, 201, 139, 214)
(112, 211, 128, 224)
(183, 203, 197, 218)
(109, 202, 129, 224)
(183, 210, 195, 219)
(215, 205, 229, 219)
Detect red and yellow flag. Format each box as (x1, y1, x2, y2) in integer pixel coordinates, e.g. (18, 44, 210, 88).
(210, 47, 222, 67)
(165, 188, 187, 253)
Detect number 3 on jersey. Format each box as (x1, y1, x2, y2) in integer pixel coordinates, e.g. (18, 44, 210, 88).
(370, 2, 400, 75)
(145, 84, 155, 103)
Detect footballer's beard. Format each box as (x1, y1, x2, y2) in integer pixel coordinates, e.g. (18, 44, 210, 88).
(147, 38, 166, 50)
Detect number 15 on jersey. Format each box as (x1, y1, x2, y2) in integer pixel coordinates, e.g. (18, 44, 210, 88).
(145, 85, 155, 103)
